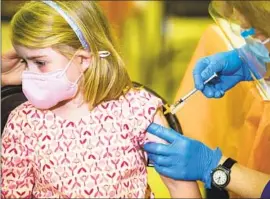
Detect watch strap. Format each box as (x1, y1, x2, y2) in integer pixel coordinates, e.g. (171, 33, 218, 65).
(222, 157, 237, 170)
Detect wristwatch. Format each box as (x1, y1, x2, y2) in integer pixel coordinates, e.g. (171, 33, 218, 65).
(211, 157, 237, 189)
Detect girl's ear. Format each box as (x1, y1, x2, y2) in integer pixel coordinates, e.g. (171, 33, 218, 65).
(76, 50, 92, 72)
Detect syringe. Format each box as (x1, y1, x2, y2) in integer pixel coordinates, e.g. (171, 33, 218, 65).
(164, 73, 218, 115)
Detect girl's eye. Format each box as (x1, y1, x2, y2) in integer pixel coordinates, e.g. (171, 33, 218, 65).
(35, 61, 46, 67)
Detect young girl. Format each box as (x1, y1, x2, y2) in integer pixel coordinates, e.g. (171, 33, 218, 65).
(1, 1, 201, 198)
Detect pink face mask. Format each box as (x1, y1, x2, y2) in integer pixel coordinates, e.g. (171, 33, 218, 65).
(22, 58, 83, 110)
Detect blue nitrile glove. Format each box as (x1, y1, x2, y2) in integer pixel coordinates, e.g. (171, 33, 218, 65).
(144, 123, 222, 189)
(193, 49, 252, 98)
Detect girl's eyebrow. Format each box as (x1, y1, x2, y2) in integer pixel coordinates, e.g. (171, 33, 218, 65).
(26, 55, 48, 60)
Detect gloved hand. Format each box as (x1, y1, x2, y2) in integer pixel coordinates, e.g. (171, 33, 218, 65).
(193, 49, 252, 98)
(144, 123, 222, 188)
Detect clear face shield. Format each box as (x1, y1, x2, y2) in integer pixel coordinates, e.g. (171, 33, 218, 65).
(208, 2, 270, 100)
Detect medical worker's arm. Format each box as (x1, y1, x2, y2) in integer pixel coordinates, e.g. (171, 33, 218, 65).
(144, 123, 270, 198)
(218, 156, 270, 198)
(2, 50, 25, 86)
(148, 110, 201, 198)
(193, 49, 252, 98)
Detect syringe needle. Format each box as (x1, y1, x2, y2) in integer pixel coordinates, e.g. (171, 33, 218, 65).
(166, 73, 218, 115)
(181, 73, 217, 102)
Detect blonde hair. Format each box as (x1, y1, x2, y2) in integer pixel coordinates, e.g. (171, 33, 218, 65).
(212, 1, 270, 37)
(11, 1, 132, 108)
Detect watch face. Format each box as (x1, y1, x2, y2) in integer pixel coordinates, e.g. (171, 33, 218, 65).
(213, 169, 228, 186)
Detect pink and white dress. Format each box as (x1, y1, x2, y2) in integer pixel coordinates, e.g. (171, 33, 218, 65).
(1, 89, 164, 198)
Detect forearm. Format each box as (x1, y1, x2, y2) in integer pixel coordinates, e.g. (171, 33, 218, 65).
(219, 156, 270, 198)
(161, 176, 201, 198)
(151, 110, 202, 198)
(169, 182, 201, 198)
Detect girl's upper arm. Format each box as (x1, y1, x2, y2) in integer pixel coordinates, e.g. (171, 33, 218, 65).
(147, 109, 202, 198)
(145, 108, 169, 145)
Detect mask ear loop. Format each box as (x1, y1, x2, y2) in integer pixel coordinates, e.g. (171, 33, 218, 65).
(74, 72, 84, 85)
(72, 50, 111, 107)
(59, 51, 81, 77)
(56, 50, 83, 88)
(262, 38, 270, 45)
(64, 50, 111, 86)
(241, 28, 270, 46)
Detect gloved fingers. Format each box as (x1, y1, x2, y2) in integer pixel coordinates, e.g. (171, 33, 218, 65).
(202, 84, 225, 98)
(144, 142, 171, 156)
(201, 85, 215, 98)
(213, 83, 225, 98)
(147, 153, 173, 167)
(147, 123, 183, 144)
(214, 90, 224, 98)
(193, 57, 210, 90)
(201, 65, 217, 82)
